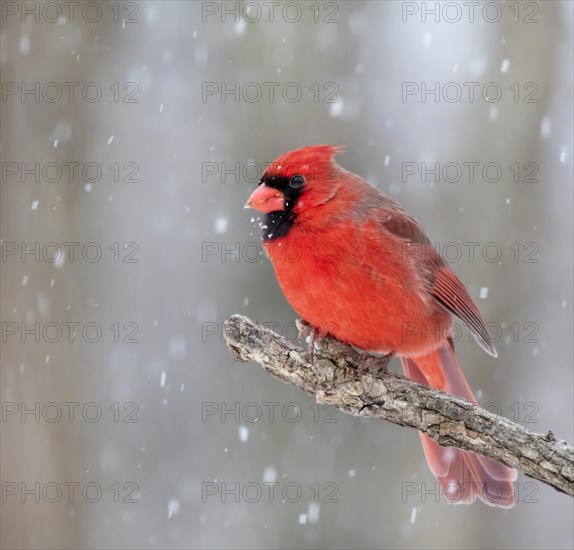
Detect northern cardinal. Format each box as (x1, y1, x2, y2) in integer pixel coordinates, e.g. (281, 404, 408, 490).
(245, 145, 517, 508)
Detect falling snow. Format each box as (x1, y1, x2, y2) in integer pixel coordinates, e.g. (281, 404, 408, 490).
(235, 19, 246, 35)
(167, 498, 180, 519)
(20, 34, 30, 55)
(263, 467, 277, 483)
(307, 502, 320, 523)
(214, 217, 228, 234)
(329, 99, 344, 117)
(169, 335, 187, 361)
(5, 9, 569, 549)
(540, 117, 552, 139)
(238, 425, 249, 443)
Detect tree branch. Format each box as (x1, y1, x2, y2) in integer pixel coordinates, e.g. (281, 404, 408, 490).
(223, 314, 574, 498)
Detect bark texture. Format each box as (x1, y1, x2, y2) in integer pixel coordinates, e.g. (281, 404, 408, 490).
(224, 314, 574, 498)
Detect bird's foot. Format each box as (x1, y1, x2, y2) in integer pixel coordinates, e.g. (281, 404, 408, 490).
(296, 319, 319, 363)
(357, 352, 394, 376)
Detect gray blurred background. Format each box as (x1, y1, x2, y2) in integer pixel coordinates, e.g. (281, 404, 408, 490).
(1, 1, 573, 548)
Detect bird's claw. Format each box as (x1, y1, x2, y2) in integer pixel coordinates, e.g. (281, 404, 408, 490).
(296, 319, 318, 363)
(357, 353, 394, 375)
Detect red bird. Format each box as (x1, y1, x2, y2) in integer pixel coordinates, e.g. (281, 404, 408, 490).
(245, 145, 517, 508)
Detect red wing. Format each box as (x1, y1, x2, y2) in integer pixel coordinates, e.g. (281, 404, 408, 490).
(430, 267, 497, 357)
(369, 201, 497, 357)
(377, 205, 432, 245)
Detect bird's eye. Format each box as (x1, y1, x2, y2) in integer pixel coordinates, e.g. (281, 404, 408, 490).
(289, 175, 305, 188)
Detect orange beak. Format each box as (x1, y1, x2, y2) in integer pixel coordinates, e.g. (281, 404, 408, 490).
(244, 184, 285, 213)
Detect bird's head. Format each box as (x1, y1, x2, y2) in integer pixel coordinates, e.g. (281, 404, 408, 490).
(245, 145, 344, 240)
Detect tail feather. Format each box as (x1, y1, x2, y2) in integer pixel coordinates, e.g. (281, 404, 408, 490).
(401, 345, 517, 508)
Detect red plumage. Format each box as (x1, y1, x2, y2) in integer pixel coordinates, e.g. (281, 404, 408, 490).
(246, 145, 517, 507)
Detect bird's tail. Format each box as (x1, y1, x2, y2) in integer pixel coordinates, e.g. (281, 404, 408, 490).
(400, 342, 517, 508)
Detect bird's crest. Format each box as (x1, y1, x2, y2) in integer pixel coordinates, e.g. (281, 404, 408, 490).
(265, 145, 344, 181)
